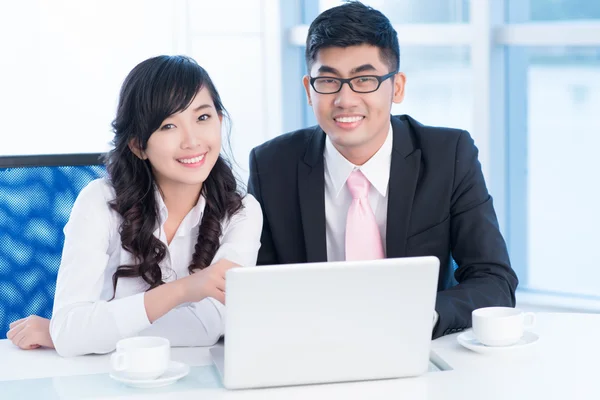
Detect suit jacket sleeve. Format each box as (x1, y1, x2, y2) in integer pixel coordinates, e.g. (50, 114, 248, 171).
(433, 130, 518, 339)
(248, 148, 279, 265)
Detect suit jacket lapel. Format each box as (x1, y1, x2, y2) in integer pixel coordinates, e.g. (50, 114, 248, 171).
(386, 117, 421, 258)
(298, 127, 328, 262)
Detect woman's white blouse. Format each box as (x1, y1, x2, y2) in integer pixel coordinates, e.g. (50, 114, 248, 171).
(49, 178, 263, 357)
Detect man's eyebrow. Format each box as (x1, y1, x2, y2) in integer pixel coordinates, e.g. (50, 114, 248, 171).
(316, 64, 378, 75)
(316, 65, 340, 75)
(350, 64, 377, 74)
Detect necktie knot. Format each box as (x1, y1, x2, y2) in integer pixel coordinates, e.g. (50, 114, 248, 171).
(346, 170, 370, 199)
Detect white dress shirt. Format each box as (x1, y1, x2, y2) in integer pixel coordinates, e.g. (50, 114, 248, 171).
(50, 178, 263, 357)
(323, 124, 439, 328)
(324, 125, 393, 262)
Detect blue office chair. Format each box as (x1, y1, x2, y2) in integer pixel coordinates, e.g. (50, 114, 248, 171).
(0, 154, 106, 338)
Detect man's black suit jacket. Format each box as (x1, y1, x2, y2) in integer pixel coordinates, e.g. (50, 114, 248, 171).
(248, 114, 518, 339)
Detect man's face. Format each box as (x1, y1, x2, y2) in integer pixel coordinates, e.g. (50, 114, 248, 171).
(303, 44, 406, 163)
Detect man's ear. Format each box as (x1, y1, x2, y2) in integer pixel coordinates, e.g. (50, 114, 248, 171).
(302, 75, 313, 106)
(392, 72, 407, 104)
(128, 139, 147, 160)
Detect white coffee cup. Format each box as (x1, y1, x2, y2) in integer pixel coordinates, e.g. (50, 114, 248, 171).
(110, 336, 171, 380)
(472, 307, 535, 347)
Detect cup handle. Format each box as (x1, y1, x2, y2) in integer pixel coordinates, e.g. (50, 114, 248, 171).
(523, 312, 536, 328)
(110, 351, 128, 371)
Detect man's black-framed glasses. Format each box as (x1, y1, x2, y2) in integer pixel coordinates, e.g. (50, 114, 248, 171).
(309, 71, 397, 94)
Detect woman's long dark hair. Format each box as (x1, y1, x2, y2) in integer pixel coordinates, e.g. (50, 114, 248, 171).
(104, 55, 243, 294)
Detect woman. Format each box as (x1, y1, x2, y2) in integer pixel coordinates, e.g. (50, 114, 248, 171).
(7, 55, 262, 357)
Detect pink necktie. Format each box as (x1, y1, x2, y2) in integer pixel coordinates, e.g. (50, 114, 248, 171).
(345, 170, 384, 261)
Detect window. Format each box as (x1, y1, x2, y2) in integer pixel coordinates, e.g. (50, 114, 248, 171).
(319, 0, 469, 23)
(520, 48, 600, 297)
(394, 47, 472, 134)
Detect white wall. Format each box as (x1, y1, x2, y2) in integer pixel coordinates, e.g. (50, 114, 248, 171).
(0, 0, 282, 182)
(0, 0, 181, 155)
(186, 0, 282, 181)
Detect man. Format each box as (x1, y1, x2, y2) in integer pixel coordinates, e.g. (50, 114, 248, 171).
(247, 1, 518, 339)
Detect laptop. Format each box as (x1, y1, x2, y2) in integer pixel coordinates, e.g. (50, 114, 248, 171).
(210, 256, 440, 389)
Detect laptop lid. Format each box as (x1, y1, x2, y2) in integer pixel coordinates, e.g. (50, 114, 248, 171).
(217, 256, 439, 389)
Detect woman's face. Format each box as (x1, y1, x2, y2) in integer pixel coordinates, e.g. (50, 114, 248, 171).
(138, 87, 222, 192)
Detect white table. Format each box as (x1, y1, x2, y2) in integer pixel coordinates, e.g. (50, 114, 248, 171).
(1, 312, 599, 400)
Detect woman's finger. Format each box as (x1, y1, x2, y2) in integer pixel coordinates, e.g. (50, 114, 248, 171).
(9, 318, 26, 329)
(6, 322, 26, 341)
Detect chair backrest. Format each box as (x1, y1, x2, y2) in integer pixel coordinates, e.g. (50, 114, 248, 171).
(0, 154, 106, 338)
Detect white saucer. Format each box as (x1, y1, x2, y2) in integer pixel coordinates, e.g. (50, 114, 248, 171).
(457, 331, 539, 355)
(109, 361, 190, 388)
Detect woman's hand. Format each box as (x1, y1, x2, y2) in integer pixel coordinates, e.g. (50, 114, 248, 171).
(144, 259, 240, 323)
(7, 315, 55, 350)
(180, 259, 239, 304)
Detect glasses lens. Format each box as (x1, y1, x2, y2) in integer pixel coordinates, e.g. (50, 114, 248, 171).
(313, 78, 341, 94)
(350, 76, 379, 93)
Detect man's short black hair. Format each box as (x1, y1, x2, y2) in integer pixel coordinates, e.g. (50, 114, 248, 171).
(305, 1, 400, 73)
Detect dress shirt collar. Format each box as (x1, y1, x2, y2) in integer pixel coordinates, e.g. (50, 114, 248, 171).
(324, 123, 393, 198)
(154, 187, 206, 236)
